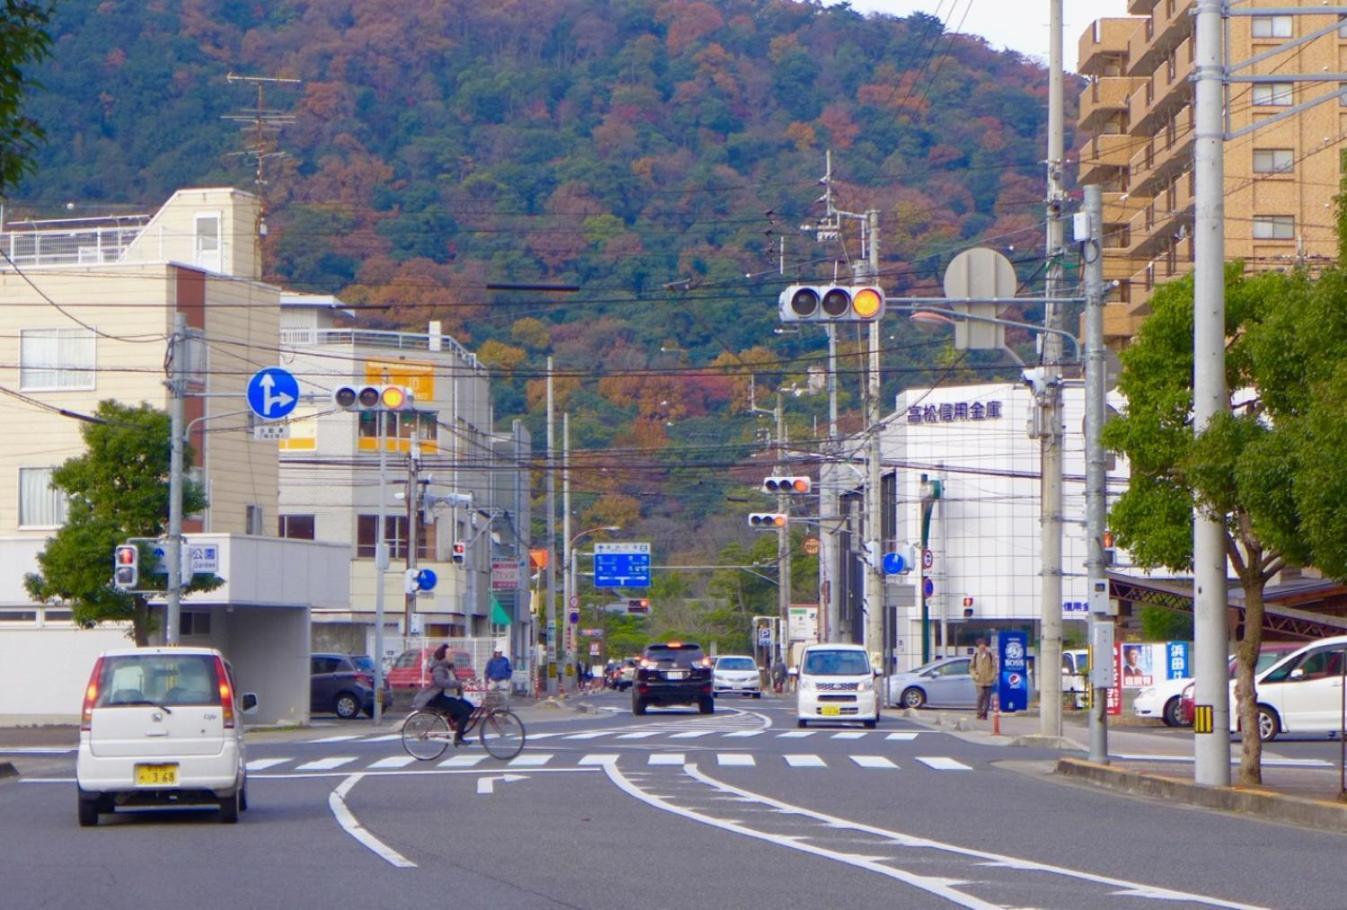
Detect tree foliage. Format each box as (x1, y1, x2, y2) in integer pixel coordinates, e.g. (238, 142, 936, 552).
(0, 1, 53, 194)
(1103, 265, 1347, 785)
(24, 401, 216, 645)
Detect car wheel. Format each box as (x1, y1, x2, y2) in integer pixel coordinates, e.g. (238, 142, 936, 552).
(77, 794, 99, 828)
(1163, 697, 1185, 728)
(797, 719, 807, 728)
(239, 775, 249, 812)
(901, 687, 927, 709)
(632, 696, 647, 716)
(699, 697, 715, 715)
(219, 789, 241, 824)
(863, 718, 877, 729)
(334, 692, 361, 719)
(1257, 705, 1280, 742)
(752, 692, 762, 699)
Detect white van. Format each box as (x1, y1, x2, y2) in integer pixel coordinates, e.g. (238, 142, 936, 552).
(794, 643, 880, 728)
(76, 646, 258, 826)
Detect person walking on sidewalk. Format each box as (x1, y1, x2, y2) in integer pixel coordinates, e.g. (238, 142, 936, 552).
(970, 638, 998, 720)
(485, 650, 513, 694)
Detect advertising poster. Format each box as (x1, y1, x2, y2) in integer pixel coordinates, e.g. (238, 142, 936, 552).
(1107, 643, 1122, 715)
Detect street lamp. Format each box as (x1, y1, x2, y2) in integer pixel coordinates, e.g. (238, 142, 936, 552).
(564, 525, 620, 682)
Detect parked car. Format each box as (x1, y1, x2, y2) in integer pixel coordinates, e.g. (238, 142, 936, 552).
(886, 655, 976, 709)
(633, 642, 714, 715)
(796, 643, 880, 727)
(1179, 641, 1306, 725)
(76, 646, 258, 826)
(1062, 649, 1089, 709)
(1132, 675, 1195, 727)
(386, 647, 474, 699)
(311, 652, 387, 719)
(1226, 637, 1347, 741)
(712, 655, 762, 698)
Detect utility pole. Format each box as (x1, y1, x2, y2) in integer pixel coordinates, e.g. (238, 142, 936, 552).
(545, 358, 557, 694)
(222, 73, 300, 187)
(165, 313, 186, 646)
(372, 413, 389, 724)
(774, 395, 790, 661)
(403, 428, 420, 639)
(863, 209, 885, 671)
(821, 323, 840, 643)
(562, 412, 574, 684)
(1192, 0, 1229, 788)
(1038, 0, 1066, 740)
(1083, 185, 1109, 764)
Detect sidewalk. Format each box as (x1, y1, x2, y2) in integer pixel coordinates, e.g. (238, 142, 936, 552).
(907, 704, 1347, 834)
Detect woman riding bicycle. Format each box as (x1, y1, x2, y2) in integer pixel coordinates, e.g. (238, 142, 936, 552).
(422, 644, 473, 745)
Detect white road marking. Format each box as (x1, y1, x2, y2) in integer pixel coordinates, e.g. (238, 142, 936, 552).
(716, 753, 756, 767)
(723, 730, 763, 738)
(329, 774, 416, 868)
(245, 757, 290, 771)
(617, 731, 660, 740)
(508, 753, 553, 768)
(308, 735, 362, 744)
(523, 732, 563, 740)
(784, 754, 826, 768)
(476, 773, 528, 795)
(579, 754, 620, 766)
(562, 732, 609, 740)
(296, 756, 358, 771)
(831, 731, 868, 740)
(1112, 752, 1333, 768)
(368, 756, 417, 770)
(778, 731, 814, 738)
(439, 754, 485, 768)
(885, 732, 919, 741)
(670, 730, 714, 739)
(916, 756, 972, 771)
(363, 734, 403, 743)
(850, 755, 898, 769)
(649, 753, 686, 765)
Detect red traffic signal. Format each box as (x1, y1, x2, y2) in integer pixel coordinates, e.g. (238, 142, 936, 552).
(626, 598, 650, 615)
(113, 544, 138, 590)
(451, 541, 466, 563)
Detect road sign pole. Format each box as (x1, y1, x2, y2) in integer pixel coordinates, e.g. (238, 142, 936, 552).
(165, 313, 186, 646)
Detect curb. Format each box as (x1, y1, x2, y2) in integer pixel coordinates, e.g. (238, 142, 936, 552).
(1056, 757, 1347, 834)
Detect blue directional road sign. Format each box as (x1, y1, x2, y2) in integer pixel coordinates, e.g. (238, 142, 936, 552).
(246, 367, 299, 421)
(415, 568, 437, 592)
(592, 542, 651, 589)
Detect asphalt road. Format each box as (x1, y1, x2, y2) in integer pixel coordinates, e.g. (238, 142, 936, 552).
(4, 691, 1346, 908)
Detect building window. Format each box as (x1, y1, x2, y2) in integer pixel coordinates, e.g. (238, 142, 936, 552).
(245, 504, 264, 536)
(357, 410, 438, 442)
(1253, 215, 1295, 240)
(1253, 149, 1294, 174)
(181, 611, 211, 636)
(1251, 16, 1292, 39)
(279, 514, 315, 540)
(357, 514, 430, 560)
(19, 467, 68, 527)
(1340, 15, 1347, 38)
(1252, 83, 1293, 106)
(20, 328, 95, 391)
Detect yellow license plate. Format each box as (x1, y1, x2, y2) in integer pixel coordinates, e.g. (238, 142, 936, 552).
(135, 763, 178, 786)
(820, 705, 841, 716)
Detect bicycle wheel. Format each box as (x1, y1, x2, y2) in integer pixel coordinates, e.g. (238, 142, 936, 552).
(401, 711, 451, 761)
(479, 709, 526, 760)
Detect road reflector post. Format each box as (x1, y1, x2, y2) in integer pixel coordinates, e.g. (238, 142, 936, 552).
(1193, 704, 1214, 734)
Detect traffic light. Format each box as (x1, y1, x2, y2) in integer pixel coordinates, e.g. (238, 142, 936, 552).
(113, 544, 138, 591)
(626, 598, 650, 615)
(748, 513, 788, 529)
(451, 541, 466, 563)
(332, 384, 415, 411)
(762, 476, 811, 494)
(778, 285, 885, 323)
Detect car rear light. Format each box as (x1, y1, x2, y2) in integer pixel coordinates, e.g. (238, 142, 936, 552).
(213, 656, 236, 728)
(80, 657, 105, 731)
(355, 672, 373, 688)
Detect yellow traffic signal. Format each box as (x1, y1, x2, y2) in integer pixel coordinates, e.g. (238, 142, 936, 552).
(778, 285, 885, 323)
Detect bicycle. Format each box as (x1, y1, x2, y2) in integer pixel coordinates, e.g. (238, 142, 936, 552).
(400, 689, 526, 761)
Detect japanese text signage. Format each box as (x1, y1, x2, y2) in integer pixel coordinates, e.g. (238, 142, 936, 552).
(906, 400, 1002, 424)
(592, 542, 651, 588)
(997, 631, 1029, 713)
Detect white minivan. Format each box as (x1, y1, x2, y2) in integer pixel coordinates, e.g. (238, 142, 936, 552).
(76, 646, 258, 826)
(1233, 635, 1347, 742)
(794, 643, 880, 728)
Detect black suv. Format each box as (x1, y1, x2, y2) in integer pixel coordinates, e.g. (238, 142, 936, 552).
(633, 642, 714, 715)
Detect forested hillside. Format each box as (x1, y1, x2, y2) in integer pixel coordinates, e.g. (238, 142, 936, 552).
(16, 0, 1072, 585)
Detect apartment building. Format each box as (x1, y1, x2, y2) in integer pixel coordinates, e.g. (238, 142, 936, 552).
(277, 294, 532, 665)
(1078, 1, 1345, 347)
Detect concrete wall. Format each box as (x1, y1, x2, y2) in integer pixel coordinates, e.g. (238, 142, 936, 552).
(216, 606, 311, 727)
(0, 625, 132, 723)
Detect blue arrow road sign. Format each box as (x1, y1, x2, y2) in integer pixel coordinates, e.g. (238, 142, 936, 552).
(592, 542, 651, 588)
(415, 568, 437, 592)
(246, 368, 299, 421)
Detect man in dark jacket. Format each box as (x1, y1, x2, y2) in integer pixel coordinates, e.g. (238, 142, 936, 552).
(485, 650, 513, 693)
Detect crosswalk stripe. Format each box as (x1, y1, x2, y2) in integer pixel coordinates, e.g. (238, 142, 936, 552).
(916, 756, 972, 771)
(885, 732, 919, 741)
(562, 732, 609, 740)
(525, 732, 563, 740)
(831, 732, 867, 740)
(670, 730, 714, 739)
(295, 756, 357, 771)
(778, 731, 814, 738)
(439, 754, 485, 768)
(723, 730, 763, 738)
(649, 753, 685, 766)
(850, 755, 897, 769)
(617, 731, 660, 739)
(309, 735, 362, 744)
(784, 754, 826, 768)
(716, 753, 756, 767)
(245, 757, 289, 771)
(508, 753, 554, 768)
(579, 754, 620, 766)
(368, 756, 417, 769)
(364, 734, 403, 743)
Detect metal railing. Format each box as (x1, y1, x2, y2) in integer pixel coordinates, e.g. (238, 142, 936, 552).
(279, 326, 481, 368)
(0, 216, 150, 268)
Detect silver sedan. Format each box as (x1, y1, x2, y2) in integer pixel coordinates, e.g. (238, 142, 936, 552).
(886, 657, 977, 709)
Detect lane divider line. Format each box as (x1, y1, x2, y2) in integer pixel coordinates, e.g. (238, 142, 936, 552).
(329, 774, 416, 869)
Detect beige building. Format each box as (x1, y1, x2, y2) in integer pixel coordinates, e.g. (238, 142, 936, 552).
(1078, 1, 1345, 347)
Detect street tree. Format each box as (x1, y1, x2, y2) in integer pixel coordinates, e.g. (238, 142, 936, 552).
(0, 1, 55, 193)
(1103, 264, 1347, 785)
(25, 401, 215, 645)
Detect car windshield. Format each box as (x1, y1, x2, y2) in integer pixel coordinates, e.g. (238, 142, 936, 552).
(717, 657, 755, 671)
(97, 653, 220, 707)
(802, 650, 870, 676)
(645, 645, 705, 667)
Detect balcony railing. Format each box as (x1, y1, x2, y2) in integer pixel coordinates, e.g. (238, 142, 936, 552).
(0, 215, 150, 268)
(279, 327, 483, 369)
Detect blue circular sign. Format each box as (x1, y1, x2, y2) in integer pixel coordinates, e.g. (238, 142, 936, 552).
(922, 577, 935, 598)
(246, 368, 299, 421)
(415, 568, 437, 592)
(882, 552, 906, 575)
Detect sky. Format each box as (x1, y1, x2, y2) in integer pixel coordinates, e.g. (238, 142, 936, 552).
(837, 1, 1131, 72)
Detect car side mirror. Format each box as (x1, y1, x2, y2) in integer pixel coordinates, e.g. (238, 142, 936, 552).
(1289, 668, 1305, 681)
(240, 692, 259, 713)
